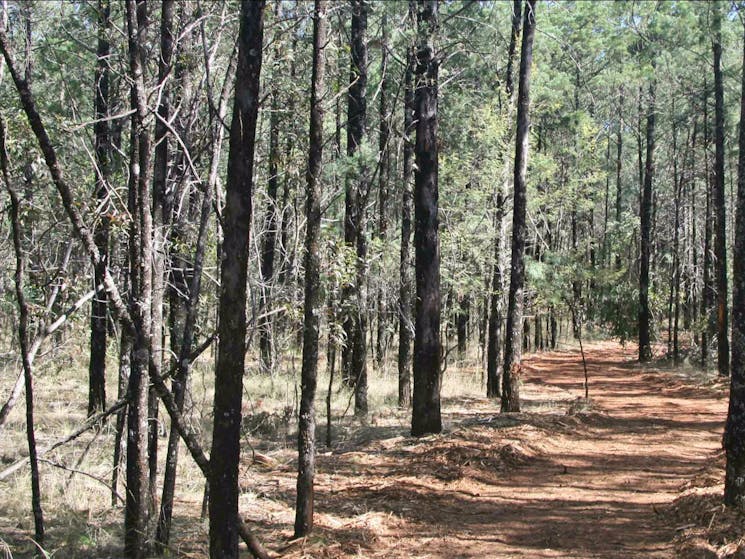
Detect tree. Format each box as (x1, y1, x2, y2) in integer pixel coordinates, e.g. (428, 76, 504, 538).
(88, 0, 111, 417)
(712, 1, 730, 377)
(209, 1, 265, 557)
(342, 0, 370, 417)
(124, 1, 153, 555)
(723, 11, 745, 509)
(411, 0, 442, 437)
(398, 1, 416, 409)
(0, 109, 45, 550)
(501, 0, 536, 413)
(638, 73, 656, 363)
(295, 0, 327, 537)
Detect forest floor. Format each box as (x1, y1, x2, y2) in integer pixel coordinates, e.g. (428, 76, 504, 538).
(246, 341, 740, 559)
(1, 341, 743, 558)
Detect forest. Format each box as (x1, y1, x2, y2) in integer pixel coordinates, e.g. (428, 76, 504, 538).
(1, 0, 745, 557)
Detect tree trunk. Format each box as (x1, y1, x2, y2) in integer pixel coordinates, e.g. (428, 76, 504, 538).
(295, 0, 327, 536)
(615, 86, 623, 271)
(487, 193, 504, 398)
(259, 40, 281, 376)
(343, 0, 369, 415)
(398, 15, 414, 409)
(148, 0, 176, 523)
(89, 0, 111, 416)
(411, 0, 442, 437)
(124, 1, 153, 556)
(724, 19, 745, 508)
(713, 4, 730, 376)
(703, 80, 714, 368)
(638, 73, 656, 363)
(209, 1, 264, 557)
(376, 12, 390, 371)
(0, 111, 44, 548)
(501, 0, 536, 414)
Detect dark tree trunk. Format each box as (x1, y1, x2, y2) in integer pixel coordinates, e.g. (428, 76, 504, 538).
(398, 15, 414, 409)
(487, 193, 504, 398)
(295, 0, 327, 536)
(724, 19, 745, 508)
(342, 0, 369, 415)
(376, 12, 390, 371)
(638, 75, 656, 363)
(0, 113, 44, 548)
(209, 2, 264, 557)
(89, 0, 111, 416)
(411, 0, 441, 437)
(259, 49, 281, 376)
(703, 81, 714, 368)
(124, 1, 153, 556)
(148, 0, 176, 523)
(615, 86, 623, 271)
(501, 0, 536, 414)
(456, 295, 469, 358)
(713, 5, 730, 376)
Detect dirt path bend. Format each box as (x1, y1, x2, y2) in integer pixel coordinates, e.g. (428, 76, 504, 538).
(304, 341, 728, 559)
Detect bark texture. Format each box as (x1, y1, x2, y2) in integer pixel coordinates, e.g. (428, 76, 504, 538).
(411, 0, 442, 437)
(295, 0, 327, 537)
(209, 2, 264, 557)
(501, 0, 536, 413)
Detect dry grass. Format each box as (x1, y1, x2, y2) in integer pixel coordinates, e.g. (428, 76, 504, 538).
(0, 333, 502, 558)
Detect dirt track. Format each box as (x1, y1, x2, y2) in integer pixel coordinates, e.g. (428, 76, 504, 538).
(279, 342, 729, 558)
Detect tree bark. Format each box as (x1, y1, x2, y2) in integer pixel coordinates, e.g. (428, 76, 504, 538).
(89, 0, 111, 416)
(375, 13, 391, 371)
(713, 3, 730, 376)
(638, 74, 655, 363)
(148, 0, 176, 523)
(501, 0, 536, 413)
(124, 1, 153, 555)
(342, 0, 370, 415)
(259, 25, 282, 375)
(724, 18, 745, 509)
(398, 10, 415, 408)
(295, 0, 327, 537)
(0, 109, 44, 548)
(487, 193, 504, 398)
(209, 1, 264, 557)
(411, 0, 442, 437)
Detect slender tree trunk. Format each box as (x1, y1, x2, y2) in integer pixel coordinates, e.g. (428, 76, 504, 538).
(639, 74, 656, 363)
(0, 112, 44, 548)
(376, 13, 390, 370)
(724, 19, 745, 508)
(89, 0, 111, 416)
(259, 36, 281, 375)
(713, 4, 730, 376)
(398, 17, 414, 408)
(703, 81, 713, 368)
(342, 0, 369, 414)
(209, 2, 264, 556)
(124, 1, 153, 555)
(615, 87, 623, 271)
(148, 0, 175, 523)
(295, 0, 327, 536)
(157, 14, 233, 551)
(411, 0, 442, 437)
(501, 0, 536, 414)
(487, 193, 504, 398)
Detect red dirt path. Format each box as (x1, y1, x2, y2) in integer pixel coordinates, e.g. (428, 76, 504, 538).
(274, 341, 729, 558)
